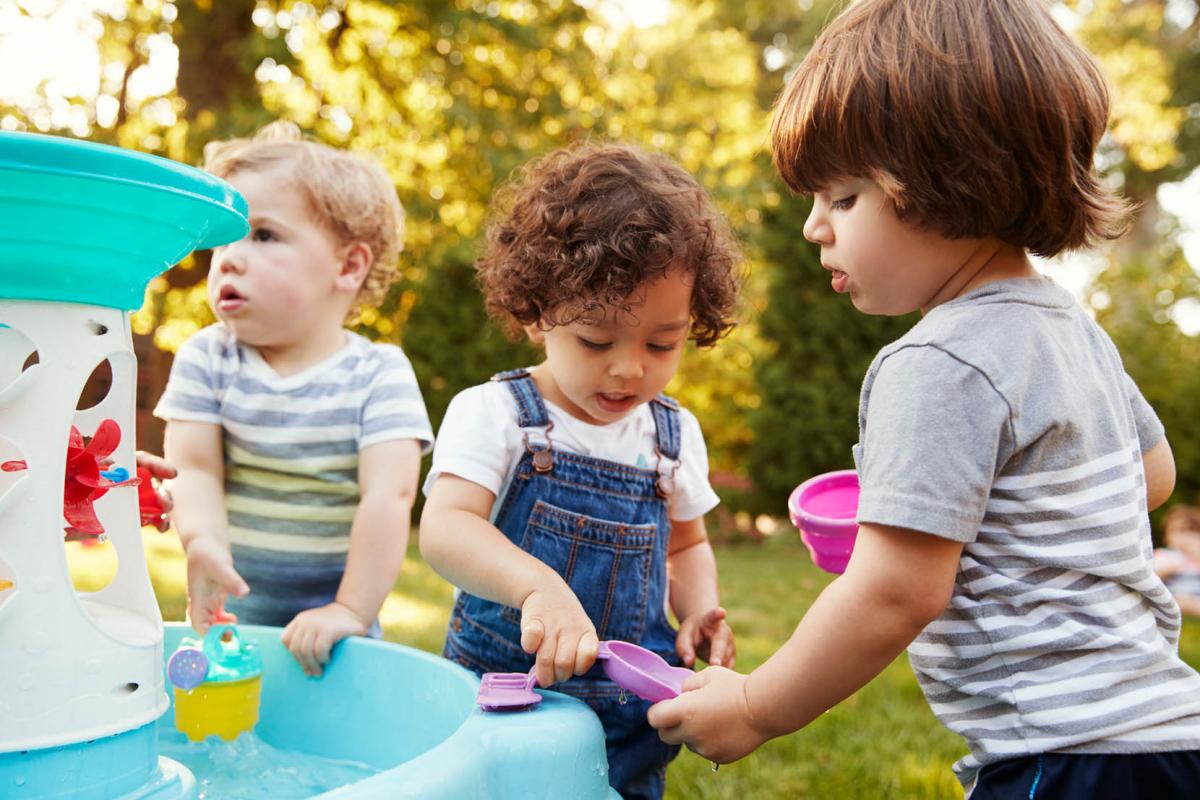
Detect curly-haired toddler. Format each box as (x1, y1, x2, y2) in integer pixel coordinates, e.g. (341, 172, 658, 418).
(420, 142, 741, 800)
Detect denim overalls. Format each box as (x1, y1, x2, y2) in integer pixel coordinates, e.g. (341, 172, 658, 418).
(444, 369, 683, 800)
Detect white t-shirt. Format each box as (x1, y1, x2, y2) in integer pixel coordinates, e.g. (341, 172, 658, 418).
(424, 380, 719, 522)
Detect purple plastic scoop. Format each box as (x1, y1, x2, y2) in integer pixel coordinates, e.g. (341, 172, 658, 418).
(475, 640, 694, 713)
(476, 667, 542, 712)
(597, 641, 693, 703)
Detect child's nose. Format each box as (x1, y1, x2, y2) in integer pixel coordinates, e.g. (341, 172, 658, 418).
(214, 243, 247, 273)
(803, 206, 831, 245)
(609, 348, 644, 380)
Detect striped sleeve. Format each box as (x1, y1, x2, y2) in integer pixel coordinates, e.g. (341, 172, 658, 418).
(153, 326, 225, 424)
(359, 344, 434, 453)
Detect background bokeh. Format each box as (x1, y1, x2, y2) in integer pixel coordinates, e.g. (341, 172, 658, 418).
(11, 3, 1199, 796)
(2, 0, 1198, 532)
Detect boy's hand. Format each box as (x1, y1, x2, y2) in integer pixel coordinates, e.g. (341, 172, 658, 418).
(520, 585, 600, 688)
(185, 537, 249, 634)
(648, 666, 771, 764)
(282, 602, 370, 678)
(676, 606, 736, 669)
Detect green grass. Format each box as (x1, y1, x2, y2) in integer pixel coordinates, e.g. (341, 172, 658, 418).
(70, 531, 1200, 800)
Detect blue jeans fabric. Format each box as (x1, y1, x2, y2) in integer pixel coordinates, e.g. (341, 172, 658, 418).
(971, 751, 1200, 799)
(444, 370, 684, 800)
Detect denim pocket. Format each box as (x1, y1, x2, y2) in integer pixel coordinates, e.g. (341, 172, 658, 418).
(510, 499, 656, 643)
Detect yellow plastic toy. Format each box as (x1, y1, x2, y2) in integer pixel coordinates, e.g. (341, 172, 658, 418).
(167, 624, 264, 742)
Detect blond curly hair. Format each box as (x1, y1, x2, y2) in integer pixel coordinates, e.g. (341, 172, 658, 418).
(203, 121, 404, 313)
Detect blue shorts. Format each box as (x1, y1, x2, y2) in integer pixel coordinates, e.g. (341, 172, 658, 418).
(972, 751, 1200, 799)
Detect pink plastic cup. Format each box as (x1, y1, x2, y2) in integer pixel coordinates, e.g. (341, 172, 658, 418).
(787, 469, 860, 574)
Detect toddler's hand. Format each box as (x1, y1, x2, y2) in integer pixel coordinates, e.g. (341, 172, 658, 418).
(676, 606, 736, 669)
(185, 537, 249, 634)
(282, 602, 370, 678)
(520, 585, 599, 688)
(647, 666, 770, 764)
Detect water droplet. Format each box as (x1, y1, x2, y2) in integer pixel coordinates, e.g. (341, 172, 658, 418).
(711, 761, 720, 773)
(617, 690, 628, 705)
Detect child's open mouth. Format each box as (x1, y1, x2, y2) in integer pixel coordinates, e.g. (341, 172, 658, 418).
(217, 285, 247, 313)
(597, 392, 637, 413)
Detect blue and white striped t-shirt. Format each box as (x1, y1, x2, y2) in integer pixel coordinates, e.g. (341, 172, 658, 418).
(854, 277, 1200, 792)
(154, 323, 433, 625)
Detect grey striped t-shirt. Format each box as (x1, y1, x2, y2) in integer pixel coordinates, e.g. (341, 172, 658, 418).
(853, 276, 1200, 790)
(154, 323, 433, 625)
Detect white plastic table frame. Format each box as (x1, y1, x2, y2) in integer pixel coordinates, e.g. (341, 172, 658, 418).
(0, 299, 166, 754)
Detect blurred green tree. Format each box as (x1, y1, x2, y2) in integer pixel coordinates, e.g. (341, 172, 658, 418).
(1074, 0, 1200, 514)
(1, 0, 1196, 523)
(243, 0, 774, 477)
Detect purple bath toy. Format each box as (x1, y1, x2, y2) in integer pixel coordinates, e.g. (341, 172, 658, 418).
(166, 645, 209, 691)
(476, 667, 542, 712)
(788, 469, 860, 574)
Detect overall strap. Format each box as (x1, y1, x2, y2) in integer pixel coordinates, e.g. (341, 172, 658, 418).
(492, 368, 555, 472)
(491, 368, 550, 428)
(650, 394, 682, 499)
(650, 394, 681, 460)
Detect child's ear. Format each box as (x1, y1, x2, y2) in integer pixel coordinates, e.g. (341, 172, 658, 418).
(523, 322, 545, 345)
(335, 242, 373, 293)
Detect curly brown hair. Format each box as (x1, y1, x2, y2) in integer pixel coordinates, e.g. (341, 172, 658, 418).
(477, 142, 741, 347)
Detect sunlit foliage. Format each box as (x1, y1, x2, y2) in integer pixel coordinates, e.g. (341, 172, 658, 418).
(1, 0, 1196, 514)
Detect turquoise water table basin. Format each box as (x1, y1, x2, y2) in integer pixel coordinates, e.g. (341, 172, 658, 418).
(161, 624, 622, 799)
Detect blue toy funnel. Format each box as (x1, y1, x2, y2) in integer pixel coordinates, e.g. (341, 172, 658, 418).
(0, 131, 248, 309)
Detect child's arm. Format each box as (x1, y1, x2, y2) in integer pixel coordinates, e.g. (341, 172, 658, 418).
(648, 522, 963, 763)
(1143, 437, 1175, 512)
(668, 517, 735, 668)
(163, 419, 248, 632)
(281, 439, 422, 677)
(420, 474, 599, 688)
